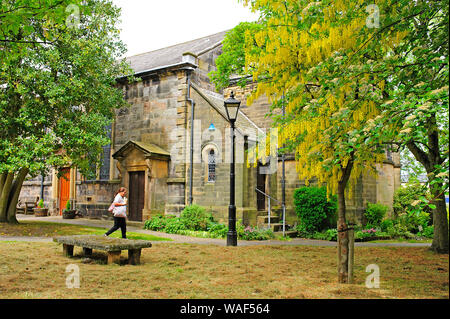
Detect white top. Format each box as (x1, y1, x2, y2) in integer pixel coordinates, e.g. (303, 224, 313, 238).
(113, 194, 127, 218)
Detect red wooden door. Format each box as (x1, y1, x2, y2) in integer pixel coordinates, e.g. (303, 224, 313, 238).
(59, 168, 70, 215)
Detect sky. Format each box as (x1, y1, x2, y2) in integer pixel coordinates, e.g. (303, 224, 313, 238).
(112, 0, 259, 58)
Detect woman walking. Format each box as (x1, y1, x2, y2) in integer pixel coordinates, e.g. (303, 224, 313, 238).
(104, 187, 128, 239)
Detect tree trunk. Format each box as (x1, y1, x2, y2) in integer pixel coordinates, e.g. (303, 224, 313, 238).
(337, 181, 349, 283)
(430, 183, 449, 253)
(406, 119, 449, 254)
(0, 172, 7, 195)
(6, 168, 29, 224)
(0, 172, 14, 222)
(337, 157, 354, 283)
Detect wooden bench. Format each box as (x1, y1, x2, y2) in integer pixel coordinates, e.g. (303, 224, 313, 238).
(16, 199, 37, 215)
(53, 235, 152, 265)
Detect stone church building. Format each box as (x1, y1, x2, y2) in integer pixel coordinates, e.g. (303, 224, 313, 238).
(19, 31, 401, 227)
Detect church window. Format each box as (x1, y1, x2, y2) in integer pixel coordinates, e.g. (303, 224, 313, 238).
(208, 149, 216, 182)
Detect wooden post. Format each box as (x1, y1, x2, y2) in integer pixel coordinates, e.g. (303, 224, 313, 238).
(83, 247, 93, 256)
(107, 251, 121, 264)
(63, 244, 74, 257)
(128, 249, 141, 265)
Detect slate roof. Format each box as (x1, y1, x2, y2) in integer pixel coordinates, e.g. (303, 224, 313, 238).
(125, 30, 227, 75)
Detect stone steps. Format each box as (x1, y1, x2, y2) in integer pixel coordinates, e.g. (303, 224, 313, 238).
(273, 230, 298, 238)
(257, 215, 280, 226)
(256, 212, 298, 237)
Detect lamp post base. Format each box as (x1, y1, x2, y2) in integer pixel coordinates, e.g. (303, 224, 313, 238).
(227, 231, 237, 246)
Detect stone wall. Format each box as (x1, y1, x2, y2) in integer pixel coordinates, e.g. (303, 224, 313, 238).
(76, 180, 120, 219)
(19, 173, 53, 212)
(114, 68, 189, 217)
(194, 45, 223, 92)
(185, 88, 247, 220)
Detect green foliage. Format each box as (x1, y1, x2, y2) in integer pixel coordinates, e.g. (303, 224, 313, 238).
(218, 0, 448, 248)
(385, 223, 415, 239)
(379, 219, 394, 233)
(393, 183, 431, 217)
(296, 228, 337, 241)
(364, 203, 389, 226)
(293, 186, 337, 233)
(37, 199, 44, 208)
(144, 213, 276, 241)
(207, 222, 228, 239)
(396, 212, 432, 233)
(354, 228, 391, 241)
(180, 204, 213, 231)
(239, 224, 275, 241)
(417, 225, 434, 239)
(209, 22, 262, 90)
(163, 217, 187, 234)
(0, 0, 134, 179)
(144, 215, 167, 232)
(315, 229, 338, 241)
(65, 201, 71, 211)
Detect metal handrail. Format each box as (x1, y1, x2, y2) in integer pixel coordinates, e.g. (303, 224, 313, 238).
(255, 188, 279, 203)
(255, 188, 282, 231)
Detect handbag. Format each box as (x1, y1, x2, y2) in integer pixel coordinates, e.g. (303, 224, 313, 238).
(108, 202, 115, 212)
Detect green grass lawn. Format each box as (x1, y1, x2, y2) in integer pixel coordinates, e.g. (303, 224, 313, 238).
(0, 242, 447, 299)
(370, 238, 433, 244)
(0, 220, 170, 242)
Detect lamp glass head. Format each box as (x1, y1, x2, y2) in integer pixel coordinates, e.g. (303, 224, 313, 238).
(224, 91, 241, 121)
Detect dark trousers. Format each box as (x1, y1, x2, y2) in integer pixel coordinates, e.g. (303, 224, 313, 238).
(105, 216, 127, 238)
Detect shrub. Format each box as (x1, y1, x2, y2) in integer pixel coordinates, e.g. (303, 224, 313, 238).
(315, 228, 338, 241)
(163, 217, 187, 234)
(144, 215, 167, 231)
(207, 222, 228, 238)
(356, 229, 377, 240)
(397, 211, 431, 233)
(386, 223, 415, 239)
(37, 199, 44, 208)
(364, 202, 388, 226)
(180, 204, 213, 231)
(379, 219, 394, 232)
(240, 225, 275, 241)
(65, 200, 71, 211)
(293, 186, 337, 233)
(393, 183, 431, 217)
(294, 223, 313, 238)
(417, 225, 434, 238)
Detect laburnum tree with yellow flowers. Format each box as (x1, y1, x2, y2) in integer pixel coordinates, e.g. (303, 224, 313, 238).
(211, 0, 449, 282)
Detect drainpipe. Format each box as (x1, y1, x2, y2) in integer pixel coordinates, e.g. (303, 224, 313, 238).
(181, 52, 198, 206)
(187, 69, 195, 205)
(40, 172, 45, 202)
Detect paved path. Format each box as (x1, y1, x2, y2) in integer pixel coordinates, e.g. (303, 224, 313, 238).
(0, 215, 432, 248)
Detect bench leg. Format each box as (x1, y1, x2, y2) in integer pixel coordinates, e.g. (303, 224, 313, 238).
(107, 251, 121, 264)
(83, 248, 92, 256)
(128, 249, 141, 265)
(63, 244, 74, 257)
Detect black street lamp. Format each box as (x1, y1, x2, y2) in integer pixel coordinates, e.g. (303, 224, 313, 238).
(224, 91, 241, 246)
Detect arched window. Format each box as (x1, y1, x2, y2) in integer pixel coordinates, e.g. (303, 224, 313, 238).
(208, 149, 216, 182)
